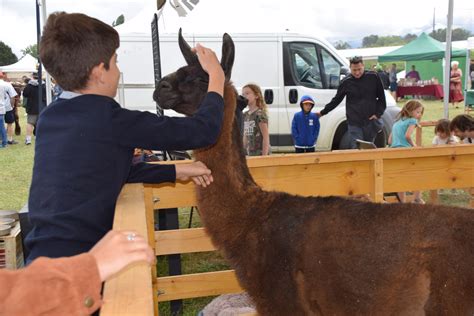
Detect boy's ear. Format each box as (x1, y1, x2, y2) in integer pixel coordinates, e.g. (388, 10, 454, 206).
(90, 63, 106, 84)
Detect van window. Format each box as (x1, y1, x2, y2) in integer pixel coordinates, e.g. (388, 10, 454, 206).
(320, 48, 342, 89)
(288, 43, 323, 89)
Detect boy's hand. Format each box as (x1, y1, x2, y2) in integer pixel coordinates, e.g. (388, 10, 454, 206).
(192, 44, 224, 78)
(175, 161, 214, 187)
(192, 43, 225, 96)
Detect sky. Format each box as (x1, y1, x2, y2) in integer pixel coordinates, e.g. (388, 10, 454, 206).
(1, 0, 474, 58)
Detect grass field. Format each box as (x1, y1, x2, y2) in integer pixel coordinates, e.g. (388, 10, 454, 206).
(0, 107, 35, 210)
(0, 100, 471, 315)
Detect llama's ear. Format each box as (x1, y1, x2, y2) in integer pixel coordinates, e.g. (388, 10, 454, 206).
(178, 28, 199, 66)
(221, 33, 235, 81)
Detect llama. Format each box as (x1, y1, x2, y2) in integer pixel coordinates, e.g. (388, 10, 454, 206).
(154, 30, 474, 315)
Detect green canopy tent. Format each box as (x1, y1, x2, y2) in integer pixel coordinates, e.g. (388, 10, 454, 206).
(378, 32, 465, 62)
(378, 32, 467, 89)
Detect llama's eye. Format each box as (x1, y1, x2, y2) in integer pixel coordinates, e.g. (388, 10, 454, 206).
(184, 76, 208, 85)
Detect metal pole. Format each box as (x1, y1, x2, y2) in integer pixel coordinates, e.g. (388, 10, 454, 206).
(443, 0, 454, 119)
(35, 0, 44, 113)
(466, 48, 471, 100)
(40, 0, 52, 106)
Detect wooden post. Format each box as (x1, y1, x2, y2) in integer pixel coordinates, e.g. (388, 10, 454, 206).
(371, 159, 384, 203)
(101, 184, 155, 316)
(415, 125, 423, 147)
(144, 186, 159, 316)
(417, 120, 440, 203)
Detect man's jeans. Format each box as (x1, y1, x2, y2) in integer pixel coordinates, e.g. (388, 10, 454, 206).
(348, 119, 383, 149)
(0, 114, 7, 147)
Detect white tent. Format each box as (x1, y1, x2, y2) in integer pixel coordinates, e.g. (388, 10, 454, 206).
(0, 54, 37, 73)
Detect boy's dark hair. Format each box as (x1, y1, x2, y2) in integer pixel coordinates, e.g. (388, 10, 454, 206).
(434, 119, 450, 135)
(39, 12, 119, 91)
(449, 114, 474, 132)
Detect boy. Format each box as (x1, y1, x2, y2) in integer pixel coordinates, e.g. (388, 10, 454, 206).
(291, 95, 320, 153)
(25, 12, 225, 262)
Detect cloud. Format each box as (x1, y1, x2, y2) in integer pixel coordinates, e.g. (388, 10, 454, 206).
(0, 0, 472, 57)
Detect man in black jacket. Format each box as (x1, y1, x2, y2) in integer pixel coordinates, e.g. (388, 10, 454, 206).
(21, 72, 46, 145)
(317, 56, 386, 149)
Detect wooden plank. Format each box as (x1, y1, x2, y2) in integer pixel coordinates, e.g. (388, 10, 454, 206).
(152, 145, 474, 168)
(246, 145, 474, 167)
(383, 155, 474, 192)
(155, 228, 215, 255)
(152, 161, 373, 209)
(101, 184, 154, 316)
(152, 147, 473, 209)
(157, 270, 243, 302)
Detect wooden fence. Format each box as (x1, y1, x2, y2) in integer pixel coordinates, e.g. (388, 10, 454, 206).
(101, 145, 474, 315)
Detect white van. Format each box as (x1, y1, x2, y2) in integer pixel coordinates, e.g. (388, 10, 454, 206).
(117, 32, 399, 151)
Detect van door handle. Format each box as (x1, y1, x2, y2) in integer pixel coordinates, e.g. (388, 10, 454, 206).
(289, 89, 298, 104)
(264, 89, 274, 104)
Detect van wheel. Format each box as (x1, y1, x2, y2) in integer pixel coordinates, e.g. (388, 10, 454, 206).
(339, 131, 352, 149)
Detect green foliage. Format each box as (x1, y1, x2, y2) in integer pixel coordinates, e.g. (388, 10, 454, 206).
(429, 28, 472, 42)
(362, 34, 418, 48)
(334, 40, 351, 50)
(21, 44, 38, 59)
(0, 41, 18, 66)
(112, 14, 125, 27)
(362, 34, 379, 47)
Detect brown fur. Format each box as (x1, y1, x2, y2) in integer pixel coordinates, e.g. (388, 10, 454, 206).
(154, 30, 474, 315)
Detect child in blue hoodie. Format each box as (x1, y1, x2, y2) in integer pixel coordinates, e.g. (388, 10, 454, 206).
(291, 95, 320, 153)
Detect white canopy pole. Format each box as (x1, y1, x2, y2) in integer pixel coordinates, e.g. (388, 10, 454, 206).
(443, 0, 454, 119)
(40, 0, 52, 105)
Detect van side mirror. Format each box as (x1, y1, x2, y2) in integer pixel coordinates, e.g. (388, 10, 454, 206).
(329, 75, 340, 89)
(340, 66, 349, 81)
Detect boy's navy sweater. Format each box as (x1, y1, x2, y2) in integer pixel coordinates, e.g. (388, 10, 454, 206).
(25, 92, 223, 261)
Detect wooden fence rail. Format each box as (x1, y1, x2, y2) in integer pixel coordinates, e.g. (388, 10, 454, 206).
(101, 145, 474, 316)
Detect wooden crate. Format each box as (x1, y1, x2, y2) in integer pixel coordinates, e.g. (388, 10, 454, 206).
(0, 222, 24, 270)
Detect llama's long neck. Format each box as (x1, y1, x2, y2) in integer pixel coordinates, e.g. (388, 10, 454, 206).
(193, 85, 268, 241)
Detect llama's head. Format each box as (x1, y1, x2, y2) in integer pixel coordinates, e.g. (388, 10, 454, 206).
(154, 29, 234, 116)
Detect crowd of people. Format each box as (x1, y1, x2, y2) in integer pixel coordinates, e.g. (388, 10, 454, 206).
(0, 71, 47, 147)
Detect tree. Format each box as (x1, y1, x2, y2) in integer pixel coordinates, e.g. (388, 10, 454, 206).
(430, 28, 472, 42)
(362, 35, 379, 48)
(112, 14, 125, 27)
(334, 41, 351, 49)
(403, 33, 418, 42)
(21, 44, 38, 59)
(0, 41, 18, 66)
(362, 34, 417, 48)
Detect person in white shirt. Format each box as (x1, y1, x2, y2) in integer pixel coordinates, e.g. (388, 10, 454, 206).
(0, 72, 19, 144)
(432, 119, 459, 145)
(0, 71, 17, 147)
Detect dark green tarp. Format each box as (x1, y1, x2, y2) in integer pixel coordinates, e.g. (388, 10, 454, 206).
(378, 32, 466, 62)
